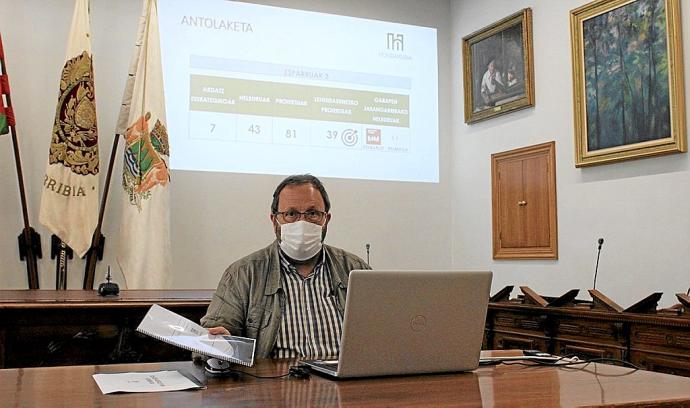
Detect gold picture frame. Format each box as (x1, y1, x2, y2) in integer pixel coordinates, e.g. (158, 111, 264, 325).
(571, 0, 686, 167)
(462, 8, 534, 124)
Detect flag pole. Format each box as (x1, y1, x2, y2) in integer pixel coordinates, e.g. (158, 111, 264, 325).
(85, 0, 149, 289)
(83, 132, 120, 289)
(52, 235, 73, 290)
(1, 36, 42, 289)
(10, 122, 42, 289)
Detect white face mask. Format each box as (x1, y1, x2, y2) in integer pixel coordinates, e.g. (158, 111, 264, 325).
(279, 220, 323, 261)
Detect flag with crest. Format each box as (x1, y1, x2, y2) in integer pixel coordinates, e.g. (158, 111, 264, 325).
(117, 0, 171, 289)
(38, 0, 99, 258)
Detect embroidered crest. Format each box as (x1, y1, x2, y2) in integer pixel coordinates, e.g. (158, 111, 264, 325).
(50, 51, 99, 175)
(122, 112, 170, 209)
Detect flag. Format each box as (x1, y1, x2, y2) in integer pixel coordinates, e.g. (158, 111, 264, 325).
(117, 0, 171, 289)
(0, 32, 15, 135)
(38, 0, 99, 258)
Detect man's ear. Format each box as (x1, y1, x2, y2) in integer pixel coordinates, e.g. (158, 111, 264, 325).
(270, 214, 281, 240)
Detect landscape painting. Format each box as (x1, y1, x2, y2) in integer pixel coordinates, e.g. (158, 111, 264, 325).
(571, 0, 685, 166)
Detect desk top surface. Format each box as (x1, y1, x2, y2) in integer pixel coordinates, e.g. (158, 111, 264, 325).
(4, 351, 690, 407)
(0, 289, 214, 308)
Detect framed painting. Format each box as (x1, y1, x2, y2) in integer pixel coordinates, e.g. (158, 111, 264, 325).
(462, 8, 534, 124)
(571, 0, 686, 167)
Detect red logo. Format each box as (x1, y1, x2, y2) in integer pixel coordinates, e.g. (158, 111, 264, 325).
(366, 129, 381, 145)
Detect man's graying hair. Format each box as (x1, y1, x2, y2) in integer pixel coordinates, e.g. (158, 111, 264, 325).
(271, 174, 331, 214)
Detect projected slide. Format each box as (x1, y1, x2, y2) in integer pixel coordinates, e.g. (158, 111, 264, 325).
(159, 0, 438, 182)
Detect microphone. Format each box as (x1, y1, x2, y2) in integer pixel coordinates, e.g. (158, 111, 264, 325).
(98, 265, 120, 296)
(365, 243, 371, 265)
(593, 238, 604, 290)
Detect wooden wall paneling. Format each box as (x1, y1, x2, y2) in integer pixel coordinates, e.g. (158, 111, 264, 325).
(490, 307, 551, 352)
(551, 315, 627, 360)
(0, 290, 213, 368)
(485, 297, 690, 378)
(3, 305, 208, 367)
(629, 319, 690, 375)
(634, 354, 690, 377)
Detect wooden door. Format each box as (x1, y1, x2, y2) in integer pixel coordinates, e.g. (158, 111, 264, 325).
(492, 141, 557, 259)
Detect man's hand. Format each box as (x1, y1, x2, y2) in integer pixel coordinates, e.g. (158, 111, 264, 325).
(208, 326, 231, 336)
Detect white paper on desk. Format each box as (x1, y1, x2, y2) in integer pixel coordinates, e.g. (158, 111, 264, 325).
(136, 304, 256, 366)
(92, 370, 205, 394)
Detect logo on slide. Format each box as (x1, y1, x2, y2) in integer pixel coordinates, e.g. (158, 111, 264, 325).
(387, 33, 404, 51)
(341, 129, 358, 147)
(366, 129, 381, 145)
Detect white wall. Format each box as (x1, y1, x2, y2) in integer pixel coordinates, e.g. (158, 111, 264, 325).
(0, 0, 452, 289)
(10, 0, 681, 307)
(451, 0, 690, 307)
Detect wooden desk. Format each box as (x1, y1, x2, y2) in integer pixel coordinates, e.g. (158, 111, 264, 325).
(3, 352, 690, 407)
(6, 287, 690, 381)
(0, 290, 213, 368)
(485, 299, 690, 377)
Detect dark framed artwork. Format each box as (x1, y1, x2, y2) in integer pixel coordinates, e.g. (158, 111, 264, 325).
(571, 0, 686, 167)
(462, 8, 534, 124)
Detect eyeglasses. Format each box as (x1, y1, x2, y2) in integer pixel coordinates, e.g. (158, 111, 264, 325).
(274, 209, 326, 223)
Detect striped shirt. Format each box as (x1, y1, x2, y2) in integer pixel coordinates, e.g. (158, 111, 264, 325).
(273, 250, 343, 359)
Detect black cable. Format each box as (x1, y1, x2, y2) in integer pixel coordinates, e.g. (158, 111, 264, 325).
(227, 368, 291, 379)
(500, 356, 640, 371)
(219, 365, 310, 380)
(555, 358, 640, 371)
(594, 361, 605, 403)
(567, 363, 639, 378)
(229, 357, 639, 379)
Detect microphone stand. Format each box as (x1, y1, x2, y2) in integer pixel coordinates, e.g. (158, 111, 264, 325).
(593, 238, 603, 290)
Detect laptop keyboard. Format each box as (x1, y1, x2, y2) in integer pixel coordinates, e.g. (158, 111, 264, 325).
(321, 362, 338, 371)
(305, 360, 339, 372)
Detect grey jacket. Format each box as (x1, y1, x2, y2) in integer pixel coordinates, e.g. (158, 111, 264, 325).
(201, 241, 370, 358)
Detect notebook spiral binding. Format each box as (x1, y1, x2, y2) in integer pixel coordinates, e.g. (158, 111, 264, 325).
(136, 304, 255, 367)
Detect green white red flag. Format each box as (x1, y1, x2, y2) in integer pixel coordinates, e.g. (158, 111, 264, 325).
(117, 0, 171, 289)
(38, 0, 99, 258)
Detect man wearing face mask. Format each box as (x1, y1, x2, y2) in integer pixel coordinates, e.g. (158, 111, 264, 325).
(201, 174, 370, 359)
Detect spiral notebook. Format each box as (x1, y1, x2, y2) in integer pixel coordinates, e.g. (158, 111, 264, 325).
(136, 304, 255, 367)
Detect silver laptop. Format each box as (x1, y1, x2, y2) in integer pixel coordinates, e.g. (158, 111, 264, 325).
(302, 270, 493, 378)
